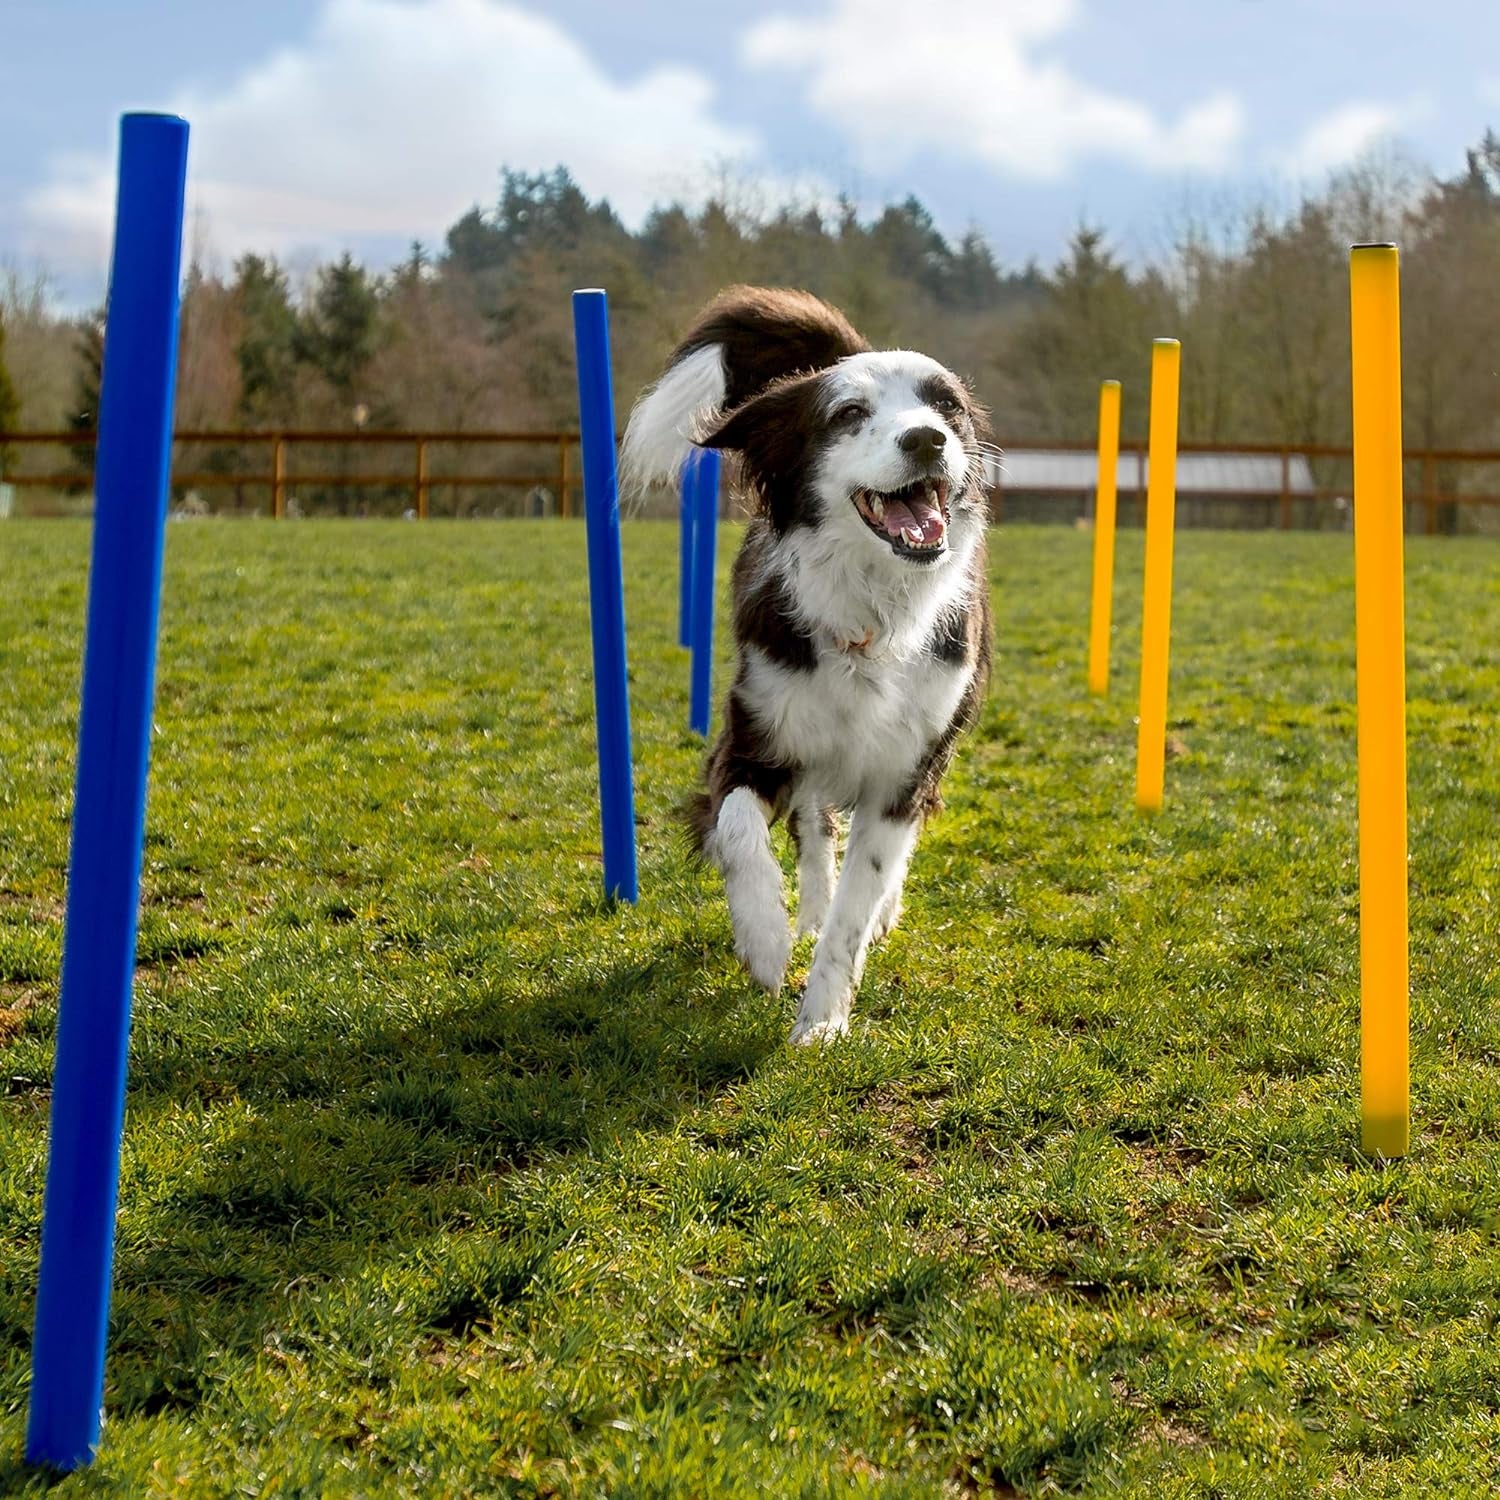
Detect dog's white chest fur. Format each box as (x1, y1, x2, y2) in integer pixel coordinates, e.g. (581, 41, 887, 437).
(745, 643, 972, 811)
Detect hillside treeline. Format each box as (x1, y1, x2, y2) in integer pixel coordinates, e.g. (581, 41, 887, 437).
(1, 131, 1497, 457)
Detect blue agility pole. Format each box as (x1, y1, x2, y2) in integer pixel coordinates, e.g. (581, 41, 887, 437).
(678, 463, 695, 649)
(27, 113, 189, 1472)
(688, 448, 721, 737)
(571, 289, 638, 903)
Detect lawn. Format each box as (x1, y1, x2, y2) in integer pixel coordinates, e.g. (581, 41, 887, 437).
(1, 518, 1498, 1497)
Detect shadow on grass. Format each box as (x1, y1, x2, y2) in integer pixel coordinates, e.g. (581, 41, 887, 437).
(2, 938, 781, 1455)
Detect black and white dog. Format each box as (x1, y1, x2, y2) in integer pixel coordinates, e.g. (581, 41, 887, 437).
(623, 287, 992, 1043)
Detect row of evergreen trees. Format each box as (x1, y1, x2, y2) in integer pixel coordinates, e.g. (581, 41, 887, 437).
(2, 133, 1497, 466)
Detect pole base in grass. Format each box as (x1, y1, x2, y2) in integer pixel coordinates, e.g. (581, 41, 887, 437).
(1362, 1116, 1409, 1159)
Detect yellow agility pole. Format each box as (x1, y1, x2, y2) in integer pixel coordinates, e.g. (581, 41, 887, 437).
(1349, 243, 1410, 1158)
(1135, 340, 1180, 813)
(1088, 380, 1121, 696)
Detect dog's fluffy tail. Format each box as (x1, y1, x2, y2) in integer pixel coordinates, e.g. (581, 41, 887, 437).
(620, 285, 869, 496)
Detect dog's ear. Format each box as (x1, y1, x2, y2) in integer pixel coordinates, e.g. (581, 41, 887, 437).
(699, 373, 822, 529)
(699, 373, 816, 463)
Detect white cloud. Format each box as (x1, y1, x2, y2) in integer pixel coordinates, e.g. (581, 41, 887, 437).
(1280, 102, 1409, 178)
(741, 0, 1244, 180)
(24, 0, 763, 284)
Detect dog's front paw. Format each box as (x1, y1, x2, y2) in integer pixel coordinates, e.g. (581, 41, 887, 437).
(869, 894, 902, 944)
(788, 981, 851, 1045)
(788, 1010, 849, 1046)
(736, 920, 792, 993)
(794, 901, 827, 940)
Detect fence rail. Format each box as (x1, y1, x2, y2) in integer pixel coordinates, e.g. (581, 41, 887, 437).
(0, 429, 580, 520)
(2, 429, 1499, 532)
(983, 439, 1500, 535)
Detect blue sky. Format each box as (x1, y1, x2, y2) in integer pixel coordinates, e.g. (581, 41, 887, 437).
(2, 0, 1496, 305)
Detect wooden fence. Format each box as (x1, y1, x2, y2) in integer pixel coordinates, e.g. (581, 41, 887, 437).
(0, 430, 580, 520)
(985, 439, 1500, 536)
(2, 429, 1499, 533)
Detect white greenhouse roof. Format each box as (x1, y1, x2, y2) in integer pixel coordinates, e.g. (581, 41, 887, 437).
(984, 450, 1318, 495)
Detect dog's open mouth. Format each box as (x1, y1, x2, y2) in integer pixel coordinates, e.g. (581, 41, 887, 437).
(851, 478, 950, 561)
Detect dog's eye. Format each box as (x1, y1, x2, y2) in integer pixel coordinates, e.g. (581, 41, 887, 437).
(830, 401, 869, 429)
(929, 392, 964, 418)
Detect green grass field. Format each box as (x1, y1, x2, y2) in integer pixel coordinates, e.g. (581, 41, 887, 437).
(1, 519, 1498, 1497)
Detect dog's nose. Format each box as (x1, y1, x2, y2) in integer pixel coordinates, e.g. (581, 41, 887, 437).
(898, 425, 946, 463)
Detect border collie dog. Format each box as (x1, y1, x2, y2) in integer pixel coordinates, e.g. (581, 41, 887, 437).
(623, 287, 992, 1044)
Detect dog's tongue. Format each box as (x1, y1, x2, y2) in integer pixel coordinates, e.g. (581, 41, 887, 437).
(882, 493, 946, 544)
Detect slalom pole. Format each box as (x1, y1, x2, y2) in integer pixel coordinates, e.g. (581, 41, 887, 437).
(27, 112, 190, 1471)
(678, 461, 695, 649)
(1135, 339, 1180, 813)
(688, 447, 721, 737)
(1349, 243, 1410, 1157)
(1088, 379, 1121, 696)
(571, 289, 638, 903)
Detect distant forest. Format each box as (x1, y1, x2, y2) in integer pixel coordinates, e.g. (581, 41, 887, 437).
(1, 130, 1497, 457)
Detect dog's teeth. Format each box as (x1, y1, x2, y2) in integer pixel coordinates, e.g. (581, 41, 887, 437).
(872, 496, 885, 520)
(904, 525, 923, 545)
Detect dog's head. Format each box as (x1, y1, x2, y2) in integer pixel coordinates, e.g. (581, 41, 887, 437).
(700, 350, 989, 568)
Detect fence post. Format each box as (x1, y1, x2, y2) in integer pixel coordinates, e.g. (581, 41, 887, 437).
(558, 436, 570, 517)
(271, 433, 286, 519)
(1421, 452, 1435, 536)
(1279, 448, 1292, 531)
(414, 437, 429, 519)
